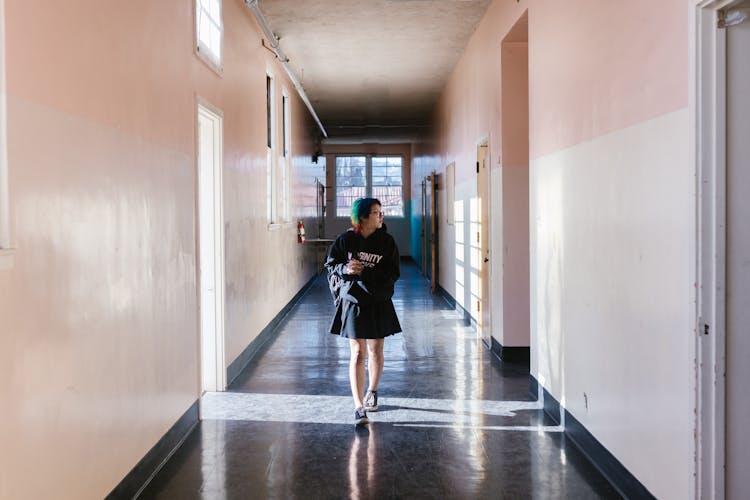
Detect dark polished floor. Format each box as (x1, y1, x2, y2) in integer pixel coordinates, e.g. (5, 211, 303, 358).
(140, 262, 621, 499)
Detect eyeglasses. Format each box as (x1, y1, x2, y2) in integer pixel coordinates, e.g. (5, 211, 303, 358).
(370, 210, 384, 217)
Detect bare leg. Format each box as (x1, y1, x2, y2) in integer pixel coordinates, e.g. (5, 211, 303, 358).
(349, 339, 367, 408)
(366, 339, 385, 392)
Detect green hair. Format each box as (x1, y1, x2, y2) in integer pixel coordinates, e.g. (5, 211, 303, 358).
(350, 197, 381, 232)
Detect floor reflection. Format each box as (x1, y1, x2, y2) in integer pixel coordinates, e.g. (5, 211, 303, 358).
(140, 263, 622, 500)
(348, 425, 377, 500)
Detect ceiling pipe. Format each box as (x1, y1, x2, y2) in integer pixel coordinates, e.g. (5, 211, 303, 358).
(245, 0, 328, 138)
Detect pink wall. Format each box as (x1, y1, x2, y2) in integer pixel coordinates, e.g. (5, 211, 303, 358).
(529, 0, 688, 158)
(0, 1, 321, 497)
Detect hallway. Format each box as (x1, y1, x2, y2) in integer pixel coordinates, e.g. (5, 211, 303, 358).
(140, 263, 620, 499)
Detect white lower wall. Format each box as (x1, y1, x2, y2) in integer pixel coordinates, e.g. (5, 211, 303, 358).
(530, 108, 693, 500)
(501, 164, 529, 347)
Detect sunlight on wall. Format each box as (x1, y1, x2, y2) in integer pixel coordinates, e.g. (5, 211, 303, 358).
(454, 199, 465, 308)
(469, 196, 481, 320)
(532, 158, 565, 397)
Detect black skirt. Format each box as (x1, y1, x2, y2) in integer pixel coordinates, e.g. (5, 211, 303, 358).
(329, 298, 402, 339)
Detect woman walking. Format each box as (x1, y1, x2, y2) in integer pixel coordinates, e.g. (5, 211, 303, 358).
(325, 198, 402, 426)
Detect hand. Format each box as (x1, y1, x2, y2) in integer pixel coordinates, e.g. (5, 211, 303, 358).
(345, 259, 363, 275)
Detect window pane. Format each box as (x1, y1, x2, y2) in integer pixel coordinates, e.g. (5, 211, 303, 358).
(371, 156, 403, 216)
(200, 16, 210, 47)
(336, 157, 367, 216)
(334, 156, 403, 217)
(209, 0, 220, 23)
(197, 0, 222, 64)
(210, 25, 221, 58)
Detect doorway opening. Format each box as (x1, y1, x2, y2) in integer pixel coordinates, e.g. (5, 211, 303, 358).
(197, 101, 226, 394)
(421, 172, 437, 291)
(497, 11, 530, 360)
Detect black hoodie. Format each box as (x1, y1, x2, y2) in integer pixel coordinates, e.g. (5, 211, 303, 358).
(325, 225, 402, 339)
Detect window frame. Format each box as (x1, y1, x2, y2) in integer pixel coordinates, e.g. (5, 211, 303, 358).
(279, 91, 291, 222)
(266, 73, 278, 225)
(282, 93, 290, 159)
(0, 0, 13, 268)
(334, 154, 405, 219)
(195, 0, 223, 74)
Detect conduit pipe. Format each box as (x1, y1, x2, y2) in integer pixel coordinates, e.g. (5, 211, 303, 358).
(0, 0, 10, 249)
(245, 0, 328, 138)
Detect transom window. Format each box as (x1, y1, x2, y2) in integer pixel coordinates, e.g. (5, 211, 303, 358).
(335, 155, 403, 217)
(196, 0, 222, 69)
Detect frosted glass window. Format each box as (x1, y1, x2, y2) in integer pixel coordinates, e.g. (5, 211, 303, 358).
(196, 0, 222, 68)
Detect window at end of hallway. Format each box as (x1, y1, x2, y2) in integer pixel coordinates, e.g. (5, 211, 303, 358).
(335, 155, 404, 218)
(195, 0, 222, 73)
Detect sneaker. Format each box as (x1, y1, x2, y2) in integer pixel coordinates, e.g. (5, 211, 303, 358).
(364, 390, 378, 412)
(354, 407, 369, 426)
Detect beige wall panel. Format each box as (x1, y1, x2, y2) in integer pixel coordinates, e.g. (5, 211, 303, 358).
(0, 94, 198, 499)
(0, 0, 322, 497)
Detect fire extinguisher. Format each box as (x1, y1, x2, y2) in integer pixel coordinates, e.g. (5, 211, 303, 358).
(297, 220, 306, 244)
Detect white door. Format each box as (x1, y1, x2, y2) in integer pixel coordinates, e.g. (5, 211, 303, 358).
(474, 143, 491, 346)
(198, 103, 226, 393)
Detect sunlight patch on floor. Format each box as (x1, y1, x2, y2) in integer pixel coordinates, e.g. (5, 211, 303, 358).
(200, 392, 561, 431)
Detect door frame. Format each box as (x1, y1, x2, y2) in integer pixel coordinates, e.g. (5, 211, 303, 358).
(430, 171, 437, 293)
(421, 176, 429, 277)
(690, 1, 738, 497)
(196, 98, 226, 394)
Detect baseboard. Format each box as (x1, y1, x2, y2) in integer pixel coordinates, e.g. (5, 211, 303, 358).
(226, 272, 319, 386)
(106, 400, 199, 499)
(531, 376, 656, 500)
(489, 337, 530, 364)
(435, 284, 472, 326)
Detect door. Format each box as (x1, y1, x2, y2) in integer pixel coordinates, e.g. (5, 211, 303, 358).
(421, 174, 434, 281)
(429, 171, 438, 293)
(474, 143, 491, 346)
(725, 9, 750, 498)
(198, 102, 226, 394)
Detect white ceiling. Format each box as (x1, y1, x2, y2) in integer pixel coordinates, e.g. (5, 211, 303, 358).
(254, 0, 492, 138)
